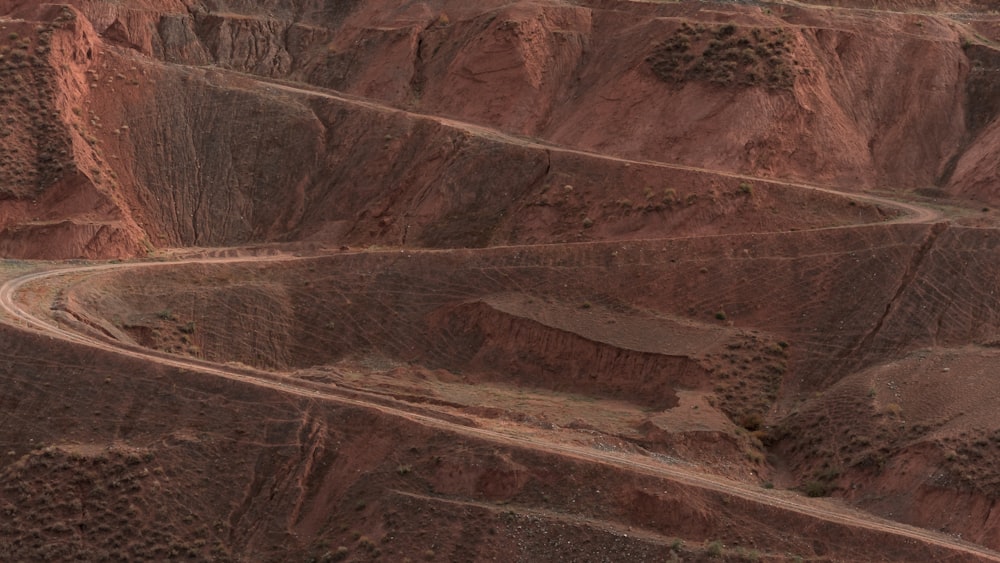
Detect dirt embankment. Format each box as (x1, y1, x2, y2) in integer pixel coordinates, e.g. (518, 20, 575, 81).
(424, 300, 708, 410)
(766, 226, 1000, 545)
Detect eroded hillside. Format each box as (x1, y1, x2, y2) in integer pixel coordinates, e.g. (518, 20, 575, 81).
(4, 0, 1000, 561)
(0, 0, 996, 258)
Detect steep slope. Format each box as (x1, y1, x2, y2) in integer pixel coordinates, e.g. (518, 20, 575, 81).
(98, 58, 886, 250)
(4, 1, 1000, 258)
(0, 3, 895, 259)
(0, 5, 144, 258)
(59, 0, 987, 192)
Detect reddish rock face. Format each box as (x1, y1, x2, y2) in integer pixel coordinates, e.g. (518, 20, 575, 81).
(4, 1, 1000, 561)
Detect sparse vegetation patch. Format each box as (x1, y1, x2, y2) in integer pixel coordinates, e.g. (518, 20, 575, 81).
(647, 23, 801, 90)
(0, 445, 229, 561)
(0, 23, 71, 198)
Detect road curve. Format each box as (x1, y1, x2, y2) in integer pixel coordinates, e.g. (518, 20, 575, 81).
(0, 54, 972, 559)
(2, 257, 999, 562)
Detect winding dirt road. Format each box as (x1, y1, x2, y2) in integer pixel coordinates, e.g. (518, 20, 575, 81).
(0, 64, 986, 559)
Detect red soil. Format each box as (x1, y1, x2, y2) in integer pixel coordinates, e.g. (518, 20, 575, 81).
(3, 0, 1000, 561)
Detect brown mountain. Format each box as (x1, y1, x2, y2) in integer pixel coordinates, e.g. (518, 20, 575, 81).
(3, 1, 1000, 561)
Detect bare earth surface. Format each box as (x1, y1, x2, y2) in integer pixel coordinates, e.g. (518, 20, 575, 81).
(3, 0, 1000, 561)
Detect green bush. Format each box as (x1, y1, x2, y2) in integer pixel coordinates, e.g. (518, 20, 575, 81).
(803, 480, 831, 497)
